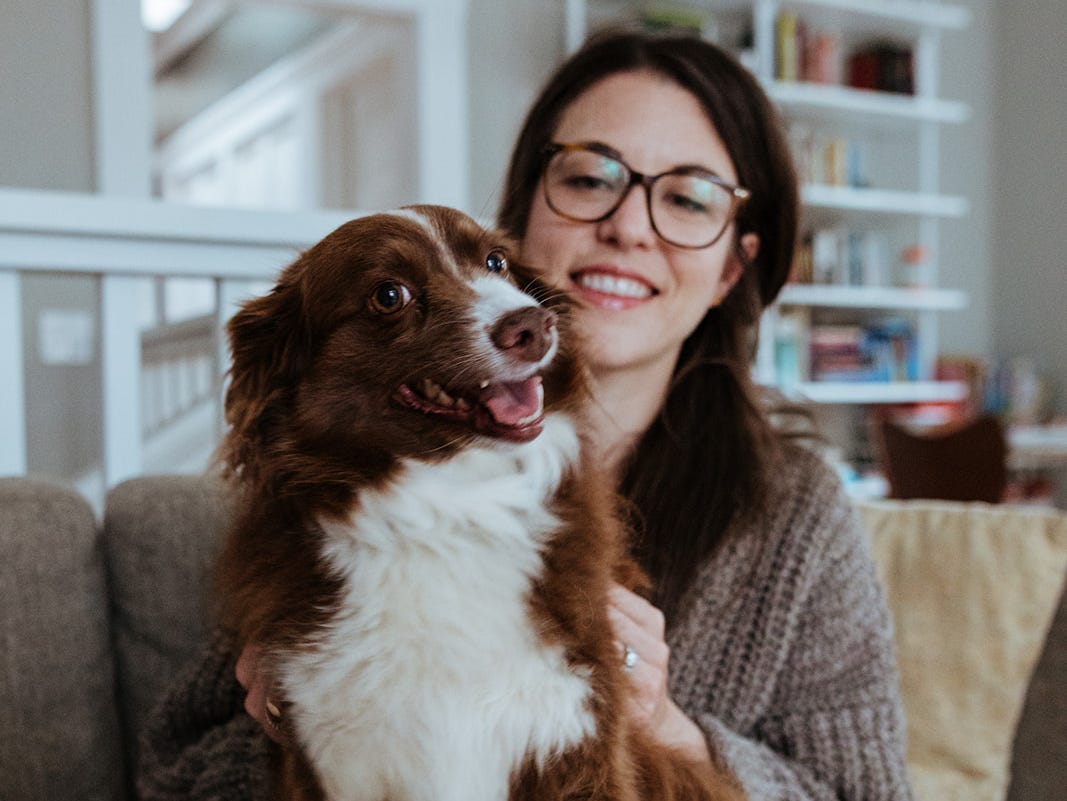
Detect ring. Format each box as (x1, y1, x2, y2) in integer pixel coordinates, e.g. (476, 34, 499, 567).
(265, 698, 283, 728)
(622, 644, 639, 673)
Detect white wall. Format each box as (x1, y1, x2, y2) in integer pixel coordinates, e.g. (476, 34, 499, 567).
(2, 0, 103, 481)
(0, 0, 94, 192)
(465, 0, 566, 219)
(991, 0, 1067, 410)
(938, 0, 996, 360)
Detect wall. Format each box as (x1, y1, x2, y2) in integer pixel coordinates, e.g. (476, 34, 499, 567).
(2, 0, 103, 482)
(465, 0, 565, 219)
(991, 0, 1067, 412)
(938, 0, 995, 361)
(0, 0, 94, 191)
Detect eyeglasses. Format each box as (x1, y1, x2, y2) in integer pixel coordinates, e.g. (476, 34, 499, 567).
(541, 142, 750, 250)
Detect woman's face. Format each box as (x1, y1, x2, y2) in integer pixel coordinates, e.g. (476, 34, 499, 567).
(522, 71, 749, 380)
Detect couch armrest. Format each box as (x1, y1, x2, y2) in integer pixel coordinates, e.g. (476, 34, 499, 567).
(0, 477, 125, 801)
(1007, 582, 1067, 801)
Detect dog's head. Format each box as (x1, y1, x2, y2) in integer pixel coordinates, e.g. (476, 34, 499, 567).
(222, 205, 582, 496)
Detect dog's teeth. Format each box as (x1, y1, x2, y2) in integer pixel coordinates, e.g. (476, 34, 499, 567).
(479, 380, 489, 389)
(455, 398, 470, 411)
(437, 389, 455, 407)
(422, 378, 436, 398)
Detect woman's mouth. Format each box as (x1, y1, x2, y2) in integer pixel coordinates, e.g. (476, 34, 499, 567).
(571, 269, 655, 310)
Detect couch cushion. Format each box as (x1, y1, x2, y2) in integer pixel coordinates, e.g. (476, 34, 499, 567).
(0, 477, 125, 801)
(1006, 579, 1067, 801)
(859, 500, 1067, 801)
(103, 474, 233, 780)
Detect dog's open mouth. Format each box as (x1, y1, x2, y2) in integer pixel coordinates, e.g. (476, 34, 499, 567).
(395, 375, 545, 442)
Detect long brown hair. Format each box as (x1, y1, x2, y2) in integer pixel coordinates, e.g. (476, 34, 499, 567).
(498, 29, 801, 621)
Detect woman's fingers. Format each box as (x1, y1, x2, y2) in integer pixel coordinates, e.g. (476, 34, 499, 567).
(606, 583, 672, 727)
(235, 643, 284, 743)
(607, 584, 665, 638)
(607, 585, 669, 671)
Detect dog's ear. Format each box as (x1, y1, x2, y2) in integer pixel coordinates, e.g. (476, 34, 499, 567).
(221, 263, 313, 479)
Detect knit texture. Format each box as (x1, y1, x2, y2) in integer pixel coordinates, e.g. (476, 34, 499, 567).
(137, 448, 911, 801)
(669, 447, 912, 800)
(137, 633, 273, 800)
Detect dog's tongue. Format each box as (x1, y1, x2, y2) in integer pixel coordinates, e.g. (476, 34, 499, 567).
(480, 376, 544, 426)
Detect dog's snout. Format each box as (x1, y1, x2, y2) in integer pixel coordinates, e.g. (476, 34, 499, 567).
(490, 307, 557, 363)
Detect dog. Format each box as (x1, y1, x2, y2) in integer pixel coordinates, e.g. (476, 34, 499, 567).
(216, 205, 744, 801)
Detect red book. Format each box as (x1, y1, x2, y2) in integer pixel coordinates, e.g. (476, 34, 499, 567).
(848, 52, 879, 90)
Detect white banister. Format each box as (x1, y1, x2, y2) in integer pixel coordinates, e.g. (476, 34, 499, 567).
(0, 187, 365, 487)
(101, 276, 144, 486)
(0, 271, 27, 476)
(11, 0, 470, 490)
(0, 188, 360, 277)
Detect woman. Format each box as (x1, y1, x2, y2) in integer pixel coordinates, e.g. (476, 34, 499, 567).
(139, 29, 912, 801)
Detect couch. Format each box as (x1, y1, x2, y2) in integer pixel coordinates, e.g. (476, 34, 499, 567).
(1, 474, 1065, 801)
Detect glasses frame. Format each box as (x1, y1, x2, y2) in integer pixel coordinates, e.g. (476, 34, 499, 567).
(541, 142, 751, 250)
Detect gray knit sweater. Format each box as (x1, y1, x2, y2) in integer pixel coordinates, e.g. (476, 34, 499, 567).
(137, 448, 912, 801)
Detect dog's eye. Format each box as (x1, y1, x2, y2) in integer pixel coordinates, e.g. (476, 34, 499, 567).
(485, 249, 508, 275)
(368, 281, 413, 315)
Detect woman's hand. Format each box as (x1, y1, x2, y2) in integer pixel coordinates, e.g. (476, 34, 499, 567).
(235, 642, 285, 743)
(606, 584, 712, 764)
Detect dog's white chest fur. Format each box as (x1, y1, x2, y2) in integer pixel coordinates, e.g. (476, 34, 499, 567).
(281, 415, 595, 801)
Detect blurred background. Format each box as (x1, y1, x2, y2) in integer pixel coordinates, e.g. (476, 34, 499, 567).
(1, 0, 1064, 509)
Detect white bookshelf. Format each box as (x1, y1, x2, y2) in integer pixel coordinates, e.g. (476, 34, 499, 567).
(778, 284, 967, 311)
(801, 184, 968, 217)
(765, 80, 969, 125)
(565, 0, 972, 396)
(751, 0, 970, 31)
(786, 379, 967, 405)
(565, 0, 974, 479)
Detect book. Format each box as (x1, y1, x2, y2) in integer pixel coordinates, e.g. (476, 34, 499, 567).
(776, 11, 801, 82)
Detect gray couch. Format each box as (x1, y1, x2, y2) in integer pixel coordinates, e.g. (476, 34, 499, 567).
(1, 474, 1065, 801)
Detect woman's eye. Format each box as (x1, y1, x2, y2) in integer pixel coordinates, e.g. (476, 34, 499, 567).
(485, 249, 509, 274)
(563, 173, 611, 192)
(667, 193, 709, 214)
(369, 281, 413, 314)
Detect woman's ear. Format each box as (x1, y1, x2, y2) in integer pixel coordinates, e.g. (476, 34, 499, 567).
(711, 232, 760, 308)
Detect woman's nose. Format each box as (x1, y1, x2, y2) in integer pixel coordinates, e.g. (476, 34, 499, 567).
(596, 184, 656, 248)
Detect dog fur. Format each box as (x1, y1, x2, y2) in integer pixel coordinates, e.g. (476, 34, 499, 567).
(216, 205, 744, 801)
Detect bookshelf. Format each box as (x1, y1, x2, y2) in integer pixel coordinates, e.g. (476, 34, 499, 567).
(565, 0, 972, 403)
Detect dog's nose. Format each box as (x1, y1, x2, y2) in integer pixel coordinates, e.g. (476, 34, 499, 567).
(490, 307, 557, 363)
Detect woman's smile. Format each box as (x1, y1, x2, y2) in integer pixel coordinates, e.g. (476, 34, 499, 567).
(571, 266, 657, 310)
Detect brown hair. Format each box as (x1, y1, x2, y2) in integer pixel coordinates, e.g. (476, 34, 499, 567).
(498, 29, 801, 621)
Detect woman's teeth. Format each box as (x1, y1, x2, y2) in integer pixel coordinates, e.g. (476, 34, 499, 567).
(575, 272, 652, 299)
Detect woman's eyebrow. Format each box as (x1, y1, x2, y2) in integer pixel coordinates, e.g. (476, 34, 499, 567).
(670, 162, 727, 179)
(578, 140, 625, 162)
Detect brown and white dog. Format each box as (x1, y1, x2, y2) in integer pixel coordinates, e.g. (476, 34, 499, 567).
(216, 205, 744, 801)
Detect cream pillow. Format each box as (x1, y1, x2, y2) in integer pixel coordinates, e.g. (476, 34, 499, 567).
(858, 500, 1067, 801)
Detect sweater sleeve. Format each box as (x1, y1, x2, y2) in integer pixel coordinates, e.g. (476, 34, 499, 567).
(673, 456, 913, 801)
(136, 629, 275, 801)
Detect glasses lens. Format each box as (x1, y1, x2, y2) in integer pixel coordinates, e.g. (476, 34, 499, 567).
(650, 173, 735, 248)
(544, 148, 629, 221)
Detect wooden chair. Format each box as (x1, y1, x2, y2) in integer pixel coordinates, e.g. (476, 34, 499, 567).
(875, 414, 1008, 503)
